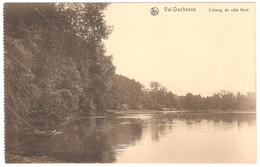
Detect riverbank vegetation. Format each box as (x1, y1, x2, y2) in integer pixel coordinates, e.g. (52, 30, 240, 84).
(5, 3, 115, 132)
(4, 3, 256, 133)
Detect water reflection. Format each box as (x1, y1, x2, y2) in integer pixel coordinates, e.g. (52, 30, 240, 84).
(146, 112, 255, 141)
(5, 111, 256, 163)
(115, 112, 255, 163)
(6, 116, 145, 163)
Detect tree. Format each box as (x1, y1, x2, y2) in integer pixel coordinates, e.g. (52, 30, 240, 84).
(105, 74, 143, 110)
(246, 92, 256, 109)
(183, 93, 194, 110)
(4, 3, 115, 132)
(150, 81, 161, 92)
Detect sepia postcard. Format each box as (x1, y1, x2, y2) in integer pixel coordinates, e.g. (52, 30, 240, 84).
(3, 2, 256, 163)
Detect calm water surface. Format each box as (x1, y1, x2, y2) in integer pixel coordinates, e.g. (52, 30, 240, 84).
(6, 111, 256, 163)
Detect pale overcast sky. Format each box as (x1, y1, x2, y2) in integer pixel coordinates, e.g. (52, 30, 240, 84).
(103, 3, 255, 97)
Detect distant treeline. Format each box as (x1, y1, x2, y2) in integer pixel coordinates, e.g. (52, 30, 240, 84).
(4, 3, 256, 132)
(178, 91, 255, 111)
(106, 76, 256, 111)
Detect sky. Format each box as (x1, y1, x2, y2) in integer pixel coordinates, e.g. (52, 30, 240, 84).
(103, 3, 255, 97)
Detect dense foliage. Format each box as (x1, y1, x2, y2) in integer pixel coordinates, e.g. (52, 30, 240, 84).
(178, 90, 256, 111)
(4, 3, 115, 131)
(106, 77, 255, 111)
(105, 78, 178, 111)
(105, 74, 143, 110)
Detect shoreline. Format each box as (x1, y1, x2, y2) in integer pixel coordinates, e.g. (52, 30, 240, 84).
(108, 109, 256, 115)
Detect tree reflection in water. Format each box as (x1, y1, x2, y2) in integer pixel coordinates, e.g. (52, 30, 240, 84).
(147, 112, 255, 142)
(5, 111, 255, 163)
(5, 116, 144, 163)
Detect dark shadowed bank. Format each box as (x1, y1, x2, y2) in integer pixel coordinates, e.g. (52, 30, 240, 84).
(4, 3, 115, 133)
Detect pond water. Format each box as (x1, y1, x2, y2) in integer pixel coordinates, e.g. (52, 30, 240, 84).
(5, 111, 256, 163)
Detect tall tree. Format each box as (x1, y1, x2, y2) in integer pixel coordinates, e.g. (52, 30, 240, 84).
(4, 3, 115, 133)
